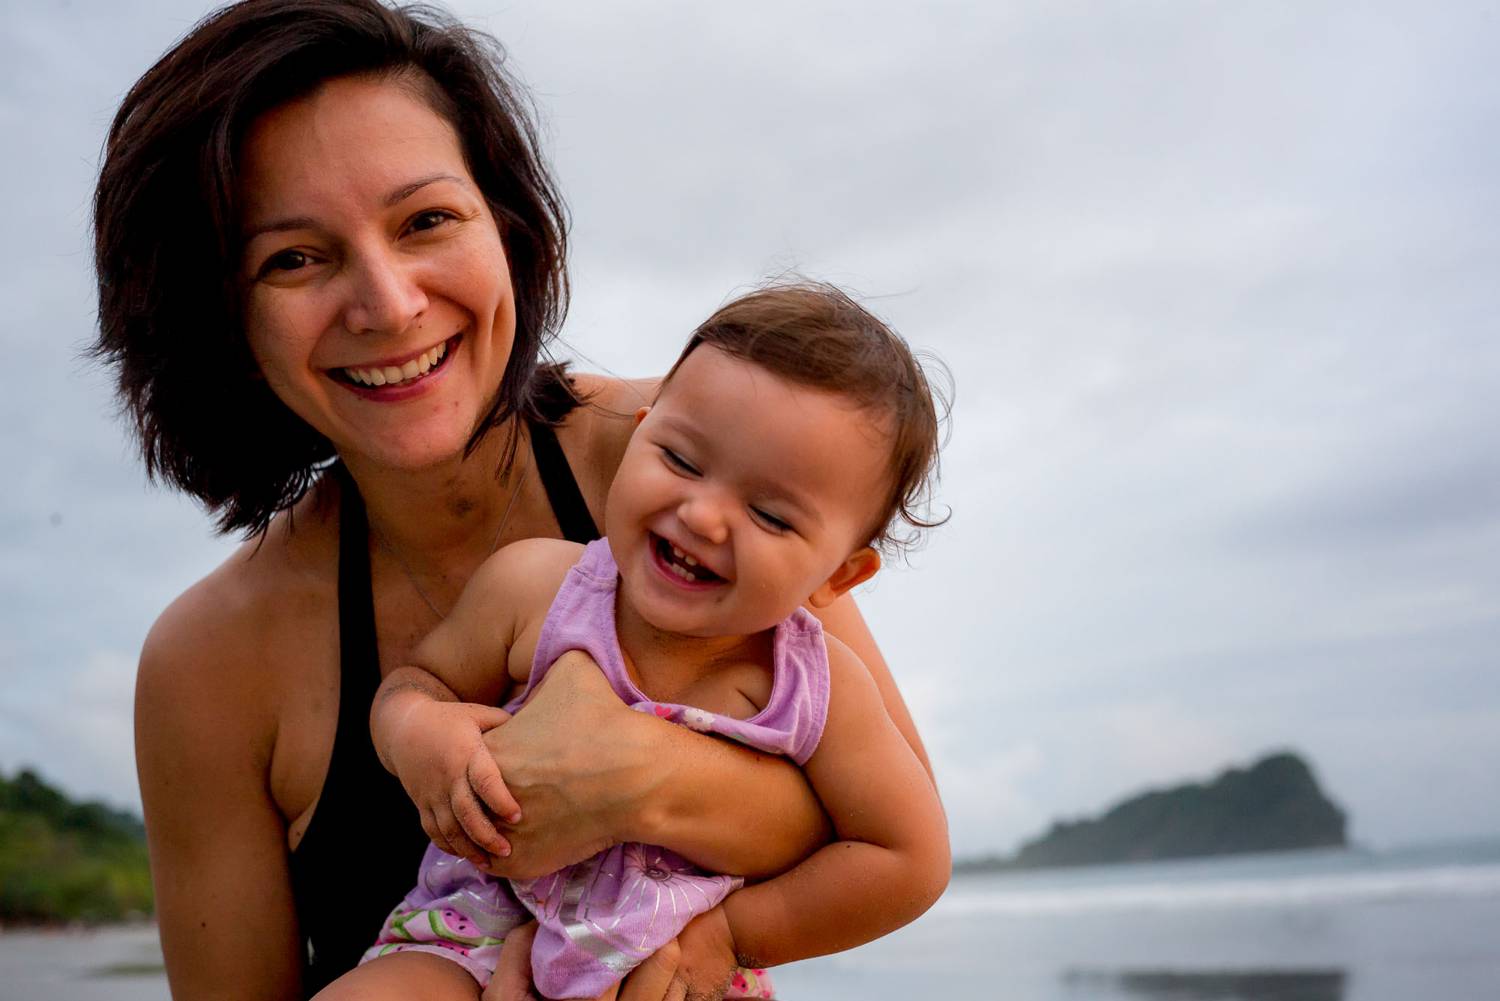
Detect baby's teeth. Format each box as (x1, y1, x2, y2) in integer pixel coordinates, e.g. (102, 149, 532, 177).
(402, 359, 420, 380)
(683, 554, 698, 566)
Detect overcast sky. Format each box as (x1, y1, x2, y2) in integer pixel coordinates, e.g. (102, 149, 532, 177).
(2, 0, 1498, 859)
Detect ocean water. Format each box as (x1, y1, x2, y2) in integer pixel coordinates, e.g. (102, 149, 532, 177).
(1, 839, 1496, 1000)
(775, 839, 1500, 1000)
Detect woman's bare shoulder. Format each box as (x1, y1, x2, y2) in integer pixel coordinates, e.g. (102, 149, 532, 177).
(553, 372, 661, 517)
(569, 372, 659, 438)
(138, 484, 340, 714)
(572, 370, 659, 408)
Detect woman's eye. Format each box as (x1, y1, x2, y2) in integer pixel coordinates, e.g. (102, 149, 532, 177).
(258, 249, 311, 276)
(406, 210, 455, 234)
(661, 448, 700, 475)
(751, 508, 793, 534)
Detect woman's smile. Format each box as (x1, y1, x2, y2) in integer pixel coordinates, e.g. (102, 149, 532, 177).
(331, 332, 459, 398)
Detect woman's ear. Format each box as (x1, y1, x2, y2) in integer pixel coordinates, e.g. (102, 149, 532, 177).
(808, 547, 881, 608)
(634, 406, 651, 425)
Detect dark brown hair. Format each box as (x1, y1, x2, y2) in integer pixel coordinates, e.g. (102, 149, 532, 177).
(665, 281, 949, 554)
(92, 0, 569, 534)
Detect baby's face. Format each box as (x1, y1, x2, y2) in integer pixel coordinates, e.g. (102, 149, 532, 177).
(605, 345, 889, 638)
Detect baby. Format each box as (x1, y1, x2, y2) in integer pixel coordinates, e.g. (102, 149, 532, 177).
(350, 283, 949, 999)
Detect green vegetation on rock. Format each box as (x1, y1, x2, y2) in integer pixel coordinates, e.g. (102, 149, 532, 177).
(975, 751, 1347, 871)
(0, 768, 153, 924)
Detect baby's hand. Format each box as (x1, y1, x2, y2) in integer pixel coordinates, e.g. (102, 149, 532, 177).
(386, 697, 520, 866)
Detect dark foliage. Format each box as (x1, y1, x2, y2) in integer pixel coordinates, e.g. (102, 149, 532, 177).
(0, 768, 152, 924)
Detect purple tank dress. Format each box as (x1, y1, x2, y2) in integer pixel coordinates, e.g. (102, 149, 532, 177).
(362, 539, 829, 999)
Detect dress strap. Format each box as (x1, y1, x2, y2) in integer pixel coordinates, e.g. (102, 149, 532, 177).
(335, 466, 379, 751)
(290, 466, 431, 995)
(528, 420, 601, 543)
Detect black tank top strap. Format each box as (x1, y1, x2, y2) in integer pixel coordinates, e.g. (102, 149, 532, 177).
(289, 466, 430, 995)
(528, 420, 601, 543)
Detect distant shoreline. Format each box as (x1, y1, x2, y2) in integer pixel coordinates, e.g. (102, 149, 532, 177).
(954, 840, 1354, 875)
(0, 916, 157, 935)
(952, 833, 1500, 876)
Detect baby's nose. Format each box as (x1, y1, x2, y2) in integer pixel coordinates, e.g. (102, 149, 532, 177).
(677, 495, 728, 545)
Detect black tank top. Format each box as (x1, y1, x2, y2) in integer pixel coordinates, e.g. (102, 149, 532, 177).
(290, 419, 600, 994)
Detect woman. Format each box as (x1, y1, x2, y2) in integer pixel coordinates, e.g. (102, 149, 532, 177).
(93, 1, 932, 997)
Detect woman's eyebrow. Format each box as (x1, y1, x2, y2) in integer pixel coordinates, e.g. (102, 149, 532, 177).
(242, 215, 318, 242)
(384, 172, 466, 207)
(243, 174, 468, 242)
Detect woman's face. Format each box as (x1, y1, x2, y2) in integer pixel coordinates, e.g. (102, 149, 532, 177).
(238, 73, 515, 472)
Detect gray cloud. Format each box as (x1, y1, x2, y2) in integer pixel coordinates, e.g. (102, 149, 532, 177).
(3, 0, 1498, 858)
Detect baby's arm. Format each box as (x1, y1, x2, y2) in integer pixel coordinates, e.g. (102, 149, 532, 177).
(371, 539, 579, 865)
(719, 635, 951, 965)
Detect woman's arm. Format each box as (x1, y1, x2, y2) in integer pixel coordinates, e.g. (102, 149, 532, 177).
(135, 594, 304, 1000)
(479, 652, 832, 881)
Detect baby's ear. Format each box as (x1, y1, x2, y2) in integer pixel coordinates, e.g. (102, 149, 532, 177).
(808, 547, 881, 608)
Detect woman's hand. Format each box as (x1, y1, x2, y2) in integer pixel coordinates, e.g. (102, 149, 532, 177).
(479, 652, 650, 878)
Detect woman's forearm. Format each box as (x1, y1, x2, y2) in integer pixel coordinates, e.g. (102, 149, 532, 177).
(624, 717, 831, 879)
(482, 652, 828, 880)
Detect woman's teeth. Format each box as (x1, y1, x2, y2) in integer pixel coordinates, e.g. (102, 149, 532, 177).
(343, 341, 447, 387)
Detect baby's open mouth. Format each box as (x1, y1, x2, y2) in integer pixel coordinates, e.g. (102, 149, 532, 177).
(337, 336, 455, 388)
(655, 534, 724, 584)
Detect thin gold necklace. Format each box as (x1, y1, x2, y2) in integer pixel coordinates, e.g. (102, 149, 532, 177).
(373, 460, 529, 620)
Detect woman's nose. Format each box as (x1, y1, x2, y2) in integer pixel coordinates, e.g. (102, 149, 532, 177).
(677, 494, 728, 545)
(342, 249, 428, 336)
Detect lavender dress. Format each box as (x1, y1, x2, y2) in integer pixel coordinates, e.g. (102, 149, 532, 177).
(362, 539, 829, 999)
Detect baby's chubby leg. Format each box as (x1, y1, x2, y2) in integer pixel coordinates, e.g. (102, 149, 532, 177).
(312, 951, 483, 1001)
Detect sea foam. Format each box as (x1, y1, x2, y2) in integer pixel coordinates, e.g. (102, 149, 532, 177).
(937, 861, 1500, 916)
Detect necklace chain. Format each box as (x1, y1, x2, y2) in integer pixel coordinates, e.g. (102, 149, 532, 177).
(373, 460, 529, 620)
